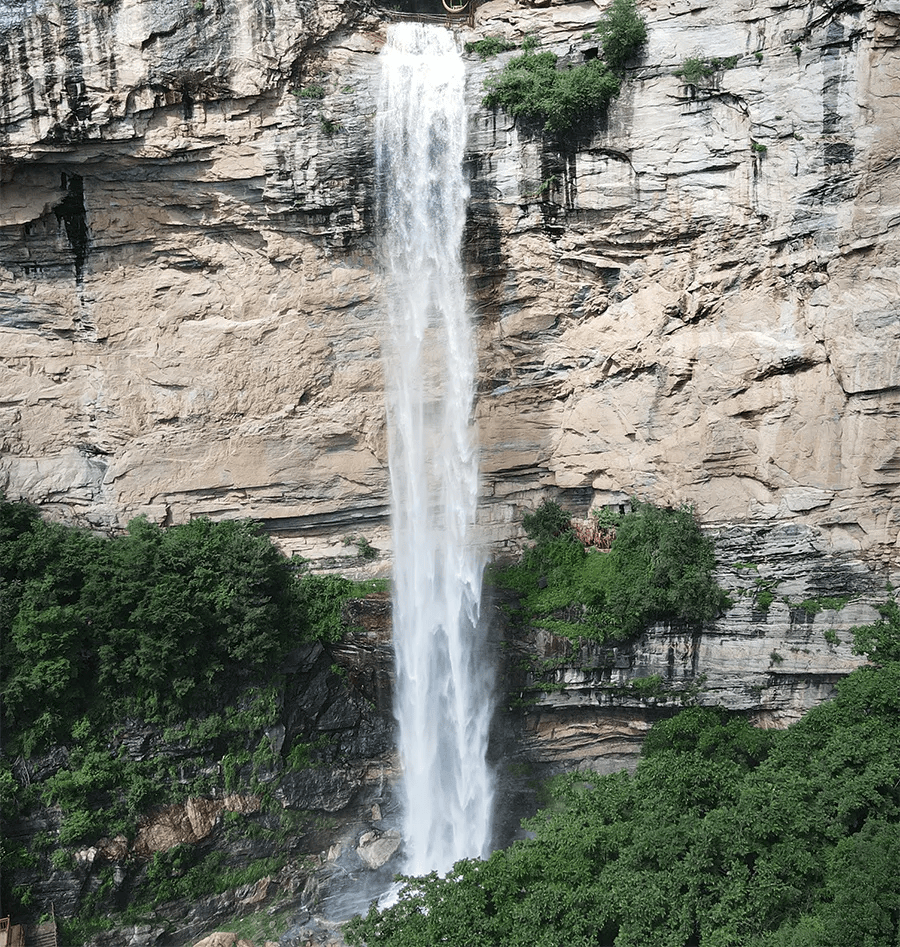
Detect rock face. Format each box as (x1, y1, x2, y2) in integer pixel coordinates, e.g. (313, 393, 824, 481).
(467, 0, 900, 574)
(0, 0, 897, 580)
(500, 522, 884, 775)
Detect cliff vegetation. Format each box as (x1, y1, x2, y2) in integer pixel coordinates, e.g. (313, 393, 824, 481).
(482, 0, 647, 132)
(0, 496, 389, 943)
(489, 499, 730, 641)
(346, 606, 900, 947)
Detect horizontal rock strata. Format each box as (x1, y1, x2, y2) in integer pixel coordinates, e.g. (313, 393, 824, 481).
(0, 0, 895, 586)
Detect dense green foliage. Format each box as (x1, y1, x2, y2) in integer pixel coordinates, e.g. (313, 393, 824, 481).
(1, 500, 295, 753)
(0, 496, 378, 757)
(851, 600, 900, 664)
(346, 618, 900, 947)
(483, 50, 621, 133)
(464, 36, 516, 59)
(482, 0, 646, 132)
(1, 496, 385, 922)
(586, 0, 648, 71)
(491, 499, 729, 641)
(139, 844, 285, 907)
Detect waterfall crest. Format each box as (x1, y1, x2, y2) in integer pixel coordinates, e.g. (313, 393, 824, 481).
(377, 22, 494, 877)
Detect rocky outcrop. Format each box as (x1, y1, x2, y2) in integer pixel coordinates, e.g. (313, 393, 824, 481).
(498, 522, 884, 773)
(0, 0, 897, 583)
(131, 795, 262, 856)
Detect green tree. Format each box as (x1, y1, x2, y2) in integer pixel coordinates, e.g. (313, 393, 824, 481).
(483, 51, 621, 133)
(481, 0, 648, 134)
(491, 499, 728, 641)
(851, 599, 900, 664)
(347, 656, 900, 947)
(591, 0, 648, 71)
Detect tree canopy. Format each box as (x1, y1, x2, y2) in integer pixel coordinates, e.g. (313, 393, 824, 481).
(0, 496, 372, 756)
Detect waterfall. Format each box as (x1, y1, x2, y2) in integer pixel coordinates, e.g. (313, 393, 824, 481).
(376, 23, 494, 877)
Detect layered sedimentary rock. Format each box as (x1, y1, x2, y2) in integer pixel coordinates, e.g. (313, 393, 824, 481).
(1, 0, 897, 579)
(503, 523, 885, 773)
(468, 0, 900, 575)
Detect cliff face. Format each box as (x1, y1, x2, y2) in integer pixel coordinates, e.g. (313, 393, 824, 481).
(1, 0, 897, 577)
(0, 0, 387, 552)
(468, 0, 900, 572)
(501, 523, 884, 775)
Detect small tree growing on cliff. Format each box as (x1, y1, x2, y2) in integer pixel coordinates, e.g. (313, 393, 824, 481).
(482, 0, 647, 133)
(588, 0, 648, 71)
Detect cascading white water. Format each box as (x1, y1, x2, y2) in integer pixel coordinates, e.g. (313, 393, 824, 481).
(376, 23, 494, 877)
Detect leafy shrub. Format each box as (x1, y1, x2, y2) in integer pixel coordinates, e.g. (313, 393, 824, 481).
(320, 116, 343, 136)
(796, 594, 853, 616)
(483, 51, 620, 133)
(482, 0, 646, 133)
(522, 499, 573, 544)
(491, 499, 729, 641)
(629, 674, 664, 697)
(756, 588, 775, 609)
(344, 535, 378, 560)
(297, 85, 325, 99)
(674, 54, 739, 87)
(464, 37, 516, 59)
(675, 56, 716, 86)
(588, 0, 648, 71)
(50, 849, 75, 871)
(294, 573, 384, 642)
(852, 600, 900, 664)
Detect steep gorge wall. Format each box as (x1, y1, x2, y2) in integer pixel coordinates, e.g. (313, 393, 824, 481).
(1, 0, 898, 726)
(1, 0, 898, 576)
(468, 0, 900, 573)
(0, 0, 387, 552)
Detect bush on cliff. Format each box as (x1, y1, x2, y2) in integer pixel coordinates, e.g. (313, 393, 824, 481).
(587, 0, 649, 71)
(0, 496, 377, 756)
(491, 498, 729, 640)
(483, 51, 621, 133)
(482, 0, 646, 133)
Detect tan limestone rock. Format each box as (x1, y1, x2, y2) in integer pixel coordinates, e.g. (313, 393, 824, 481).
(356, 829, 402, 869)
(132, 795, 260, 855)
(0, 0, 897, 584)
